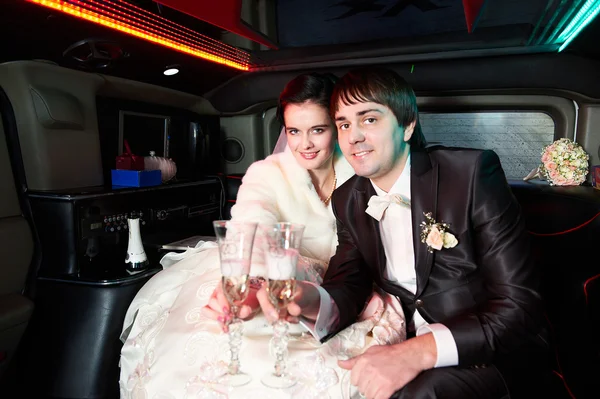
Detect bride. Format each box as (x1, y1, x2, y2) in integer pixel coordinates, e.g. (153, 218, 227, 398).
(119, 73, 405, 398)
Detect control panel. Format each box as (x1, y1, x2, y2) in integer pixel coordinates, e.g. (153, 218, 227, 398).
(75, 179, 221, 239)
(100, 211, 146, 233)
(84, 203, 220, 236)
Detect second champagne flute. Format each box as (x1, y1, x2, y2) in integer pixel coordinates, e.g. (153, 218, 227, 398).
(213, 220, 258, 387)
(261, 222, 305, 389)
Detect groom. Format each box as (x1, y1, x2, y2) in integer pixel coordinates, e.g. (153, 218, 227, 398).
(258, 67, 549, 398)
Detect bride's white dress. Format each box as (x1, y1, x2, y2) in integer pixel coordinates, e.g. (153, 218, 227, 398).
(118, 148, 406, 398)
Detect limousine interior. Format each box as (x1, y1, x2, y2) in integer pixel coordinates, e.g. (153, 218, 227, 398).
(0, 0, 599, 398)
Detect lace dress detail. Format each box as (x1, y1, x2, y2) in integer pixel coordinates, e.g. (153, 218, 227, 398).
(322, 291, 406, 359)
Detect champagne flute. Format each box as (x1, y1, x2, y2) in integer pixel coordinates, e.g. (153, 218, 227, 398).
(260, 222, 305, 389)
(213, 220, 258, 387)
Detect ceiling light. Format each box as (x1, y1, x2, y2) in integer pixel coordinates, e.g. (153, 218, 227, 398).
(164, 66, 179, 76)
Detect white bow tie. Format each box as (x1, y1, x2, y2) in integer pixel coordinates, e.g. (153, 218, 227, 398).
(365, 194, 411, 221)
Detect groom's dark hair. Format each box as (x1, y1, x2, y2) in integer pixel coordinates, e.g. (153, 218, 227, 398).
(277, 72, 339, 125)
(330, 67, 427, 149)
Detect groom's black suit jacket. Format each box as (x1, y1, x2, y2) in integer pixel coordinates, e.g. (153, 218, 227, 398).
(321, 146, 549, 368)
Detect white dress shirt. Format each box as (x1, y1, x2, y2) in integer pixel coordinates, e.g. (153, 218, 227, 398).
(301, 154, 459, 368)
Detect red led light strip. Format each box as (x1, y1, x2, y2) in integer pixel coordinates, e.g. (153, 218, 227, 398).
(583, 273, 600, 305)
(528, 211, 600, 236)
(78, 0, 249, 64)
(551, 371, 577, 399)
(110, 0, 249, 63)
(95, 0, 249, 63)
(26, 0, 252, 71)
(543, 313, 576, 399)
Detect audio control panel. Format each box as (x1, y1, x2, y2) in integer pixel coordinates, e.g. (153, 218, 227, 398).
(100, 211, 146, 233)
(77, 179, 222, 239)
(82, 210, 147, 236)
(82, 201, 221, 237)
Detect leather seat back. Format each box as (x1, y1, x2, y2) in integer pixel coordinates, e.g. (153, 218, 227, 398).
(0, 110, 34, 380)
(510, 181, 600, 399)
(0, 63, 103, 376)
(222, 174, 244, 219)
(0, 61, 104, 191)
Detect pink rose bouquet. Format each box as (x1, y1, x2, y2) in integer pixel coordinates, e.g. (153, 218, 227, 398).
(538, 138, 589, 186)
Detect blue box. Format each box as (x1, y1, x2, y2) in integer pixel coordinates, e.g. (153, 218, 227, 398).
(111, 169, 162, 187)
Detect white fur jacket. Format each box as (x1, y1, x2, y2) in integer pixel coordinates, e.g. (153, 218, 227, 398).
(230, 146, 355, 279)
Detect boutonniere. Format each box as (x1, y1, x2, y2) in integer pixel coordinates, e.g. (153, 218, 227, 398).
(420, 212, 458, 253)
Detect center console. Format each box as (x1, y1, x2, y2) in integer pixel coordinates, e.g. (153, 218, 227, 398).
(28, 178, 222, 282)
(16, 179, 222, 399)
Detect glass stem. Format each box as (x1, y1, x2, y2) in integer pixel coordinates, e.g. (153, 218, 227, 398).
(272, 319, 289, 377)
(228, 305, 242, 375)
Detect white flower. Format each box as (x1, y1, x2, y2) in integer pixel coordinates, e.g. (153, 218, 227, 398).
(442, 232, 458, 249)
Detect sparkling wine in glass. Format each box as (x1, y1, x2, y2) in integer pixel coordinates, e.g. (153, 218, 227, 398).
(261, 222, 305, 389)
(213, 220, 258, 387)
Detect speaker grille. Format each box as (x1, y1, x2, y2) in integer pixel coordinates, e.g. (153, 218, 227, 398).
(63, 38, 127, 69)
(221, 137, 245, 164)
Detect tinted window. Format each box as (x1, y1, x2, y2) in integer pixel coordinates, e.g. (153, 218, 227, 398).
(421, 112, 555, 179)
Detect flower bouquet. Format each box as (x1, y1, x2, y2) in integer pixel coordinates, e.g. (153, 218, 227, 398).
(524, 138, 589, 186)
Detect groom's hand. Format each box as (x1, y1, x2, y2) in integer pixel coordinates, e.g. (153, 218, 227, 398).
(338, 333, 438, 399)
(256, 280, 322, 324)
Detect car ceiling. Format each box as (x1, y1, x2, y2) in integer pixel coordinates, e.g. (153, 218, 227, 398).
(1, 0, 599, 98)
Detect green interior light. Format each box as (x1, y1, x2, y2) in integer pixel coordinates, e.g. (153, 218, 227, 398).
(556, 0, 600, 51)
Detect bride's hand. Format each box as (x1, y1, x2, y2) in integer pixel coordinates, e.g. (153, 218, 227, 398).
(201, 284, 261, 332)
(256, 281, 321, 324)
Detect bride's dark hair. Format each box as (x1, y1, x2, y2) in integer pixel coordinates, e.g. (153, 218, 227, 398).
(276, 72, 339, 125)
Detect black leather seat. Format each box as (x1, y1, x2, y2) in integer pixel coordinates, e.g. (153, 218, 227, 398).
(510, 180, 600, 399)
(221, 173, 244, 219)
(0, 89, 36, 384)
(220, 175, 598, 397)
